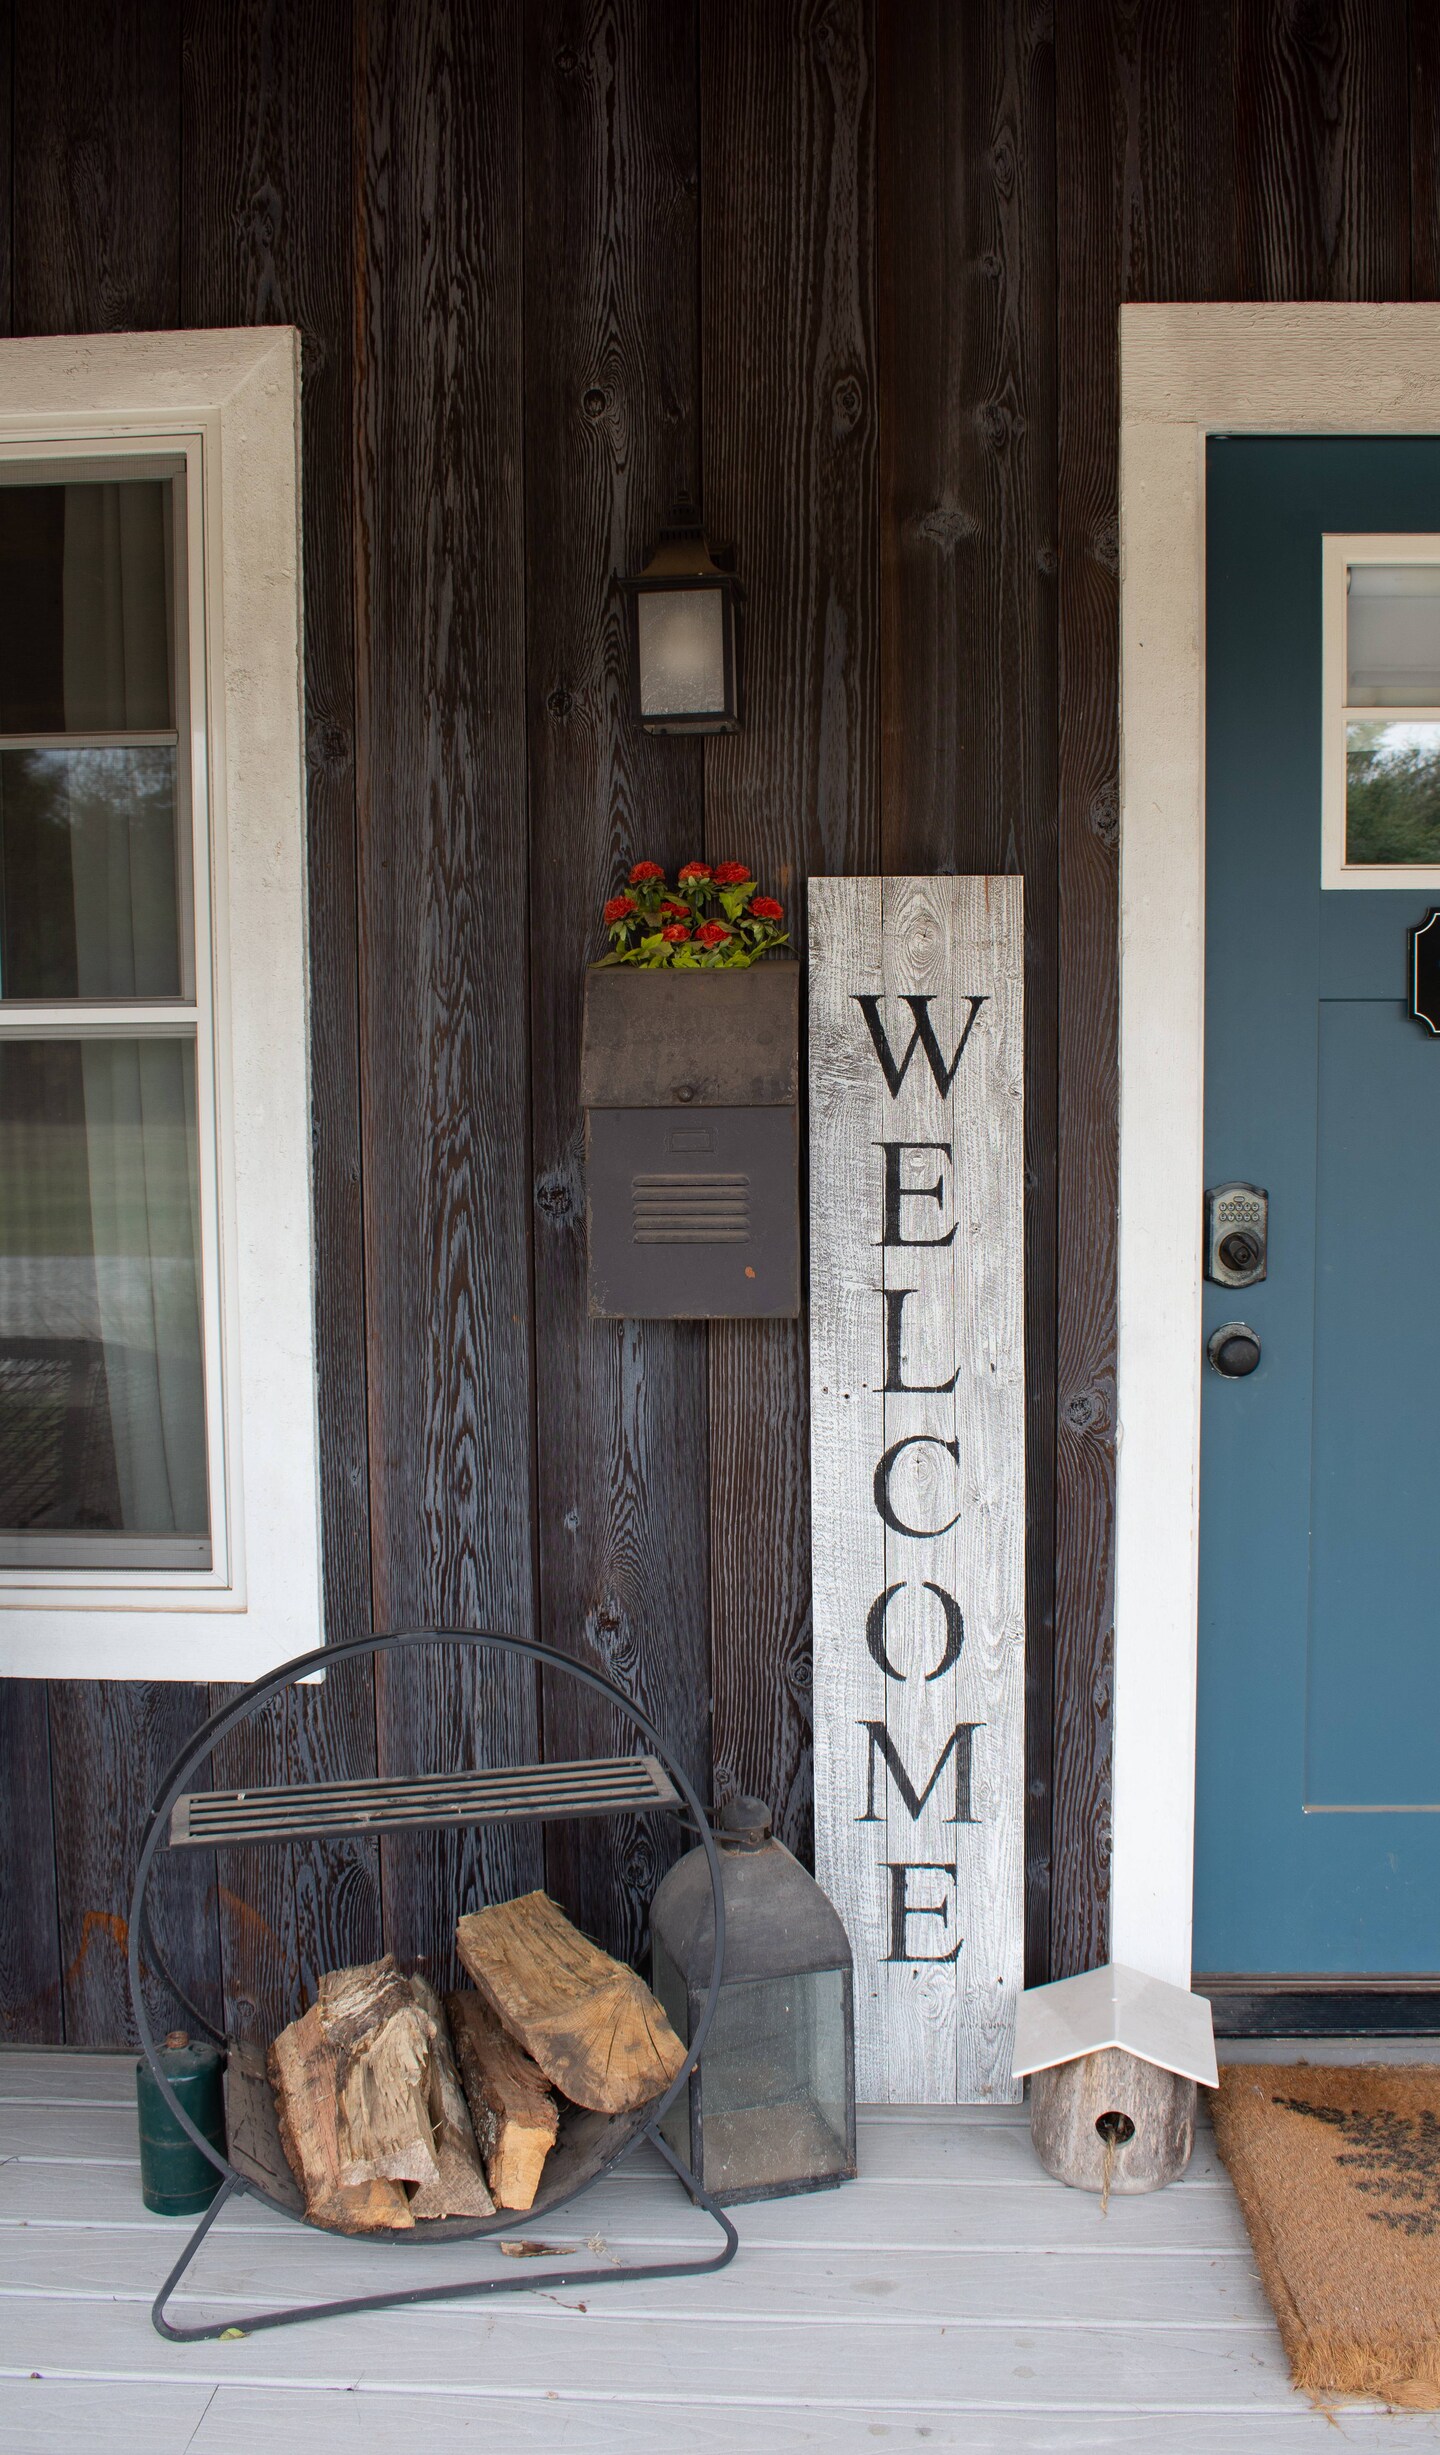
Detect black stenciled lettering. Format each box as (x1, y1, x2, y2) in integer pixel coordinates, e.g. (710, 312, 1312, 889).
(857, 1721, 981, 1823)
(886, 1863, 963, 1963)
(883, 1288, 960, 1394)
(873, 1435, 962, 1537)
(864, 1582, 966, 1681)
(854, 994, 986, 1099)
(876, 1141, 957, 1247)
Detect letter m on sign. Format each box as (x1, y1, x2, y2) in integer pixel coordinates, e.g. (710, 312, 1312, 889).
(857, 1722, 981, 1824)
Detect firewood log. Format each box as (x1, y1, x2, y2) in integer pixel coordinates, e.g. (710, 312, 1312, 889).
(455, 1890, 686, 2114)
(317, 1954, 439, 2190)
(407, 1974, 495, 2220)
(268, 2005, 413, 2233)
(446, 1987, 559, 2211)
(225, 2039, 302, 2213)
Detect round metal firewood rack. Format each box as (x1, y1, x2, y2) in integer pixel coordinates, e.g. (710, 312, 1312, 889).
(127, 1628, 737, 2341)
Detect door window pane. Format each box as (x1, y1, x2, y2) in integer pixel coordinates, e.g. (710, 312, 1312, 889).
(0, 480, 174, 733)
(1345, 719, 1440, 865)
(1347, 563, 1440, 708)
(0, 747, 181, 999)
(0, 1037, 209, 1564)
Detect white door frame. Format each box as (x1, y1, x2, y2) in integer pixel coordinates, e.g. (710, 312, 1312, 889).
(1113, 304, 1440, 1985)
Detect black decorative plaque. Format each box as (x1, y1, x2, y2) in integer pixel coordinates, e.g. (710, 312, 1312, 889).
(1412, 908, 1440, 1036)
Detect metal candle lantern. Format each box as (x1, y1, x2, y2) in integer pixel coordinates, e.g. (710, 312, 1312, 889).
(617, 499, 743, 733)
(649, 1795, 856, 2206)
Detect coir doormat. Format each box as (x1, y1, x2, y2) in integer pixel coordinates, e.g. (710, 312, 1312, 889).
(1212, 2064, 1440, 2407)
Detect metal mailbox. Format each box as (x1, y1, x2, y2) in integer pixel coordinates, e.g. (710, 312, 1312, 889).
(582, 962, 800, 1320)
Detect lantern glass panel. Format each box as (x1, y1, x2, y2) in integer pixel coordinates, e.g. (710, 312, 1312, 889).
(653, 1943, 852, 2202)
(635, 585, 726, 720)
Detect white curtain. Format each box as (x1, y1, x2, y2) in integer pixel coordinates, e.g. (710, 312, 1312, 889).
(65, 482, 207, 1540)
(76, 1039, 207, 1537)
(62, 479, 172, 735)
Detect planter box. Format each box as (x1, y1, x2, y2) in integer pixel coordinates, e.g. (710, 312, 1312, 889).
(581, 962, 800, 1320)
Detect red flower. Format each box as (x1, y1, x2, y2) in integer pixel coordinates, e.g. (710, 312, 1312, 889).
(660, 899, 689, 917)
(695, 920, 731, 946)
(712, 861, 752, 886)
(604, 894, 636, 925)
(678, 861, 712, 882)
(750, 895, 784, 921)
(628, 860, 666, 884)
(661, 922, 691, 943)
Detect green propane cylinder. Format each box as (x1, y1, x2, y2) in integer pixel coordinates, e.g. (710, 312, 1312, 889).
(136, 2029, 227, 2215)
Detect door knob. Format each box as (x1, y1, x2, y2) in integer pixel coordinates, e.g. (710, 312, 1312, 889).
(1208, 1322, 1261, 1378)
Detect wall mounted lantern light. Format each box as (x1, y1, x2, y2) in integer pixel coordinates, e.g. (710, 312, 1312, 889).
(617, 498, 743, 734)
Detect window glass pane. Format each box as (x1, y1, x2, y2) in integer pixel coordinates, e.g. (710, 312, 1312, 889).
(0, 1037, 209, 1563)
(637, 587, 726, 718)
(1345, 719, 1440, 865)
(0, 747, 181, 999)
(1347, 563, 1440, 708)
(0, 480, 174, 733)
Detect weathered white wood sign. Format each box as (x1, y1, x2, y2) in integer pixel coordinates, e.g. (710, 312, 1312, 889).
(809, 876, 1025, 2104)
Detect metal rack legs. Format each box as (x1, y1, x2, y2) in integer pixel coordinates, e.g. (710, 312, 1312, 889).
(149, 2122, 740, 2342)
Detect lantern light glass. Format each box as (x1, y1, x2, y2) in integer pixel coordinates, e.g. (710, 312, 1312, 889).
(649, 1794, 856, 2206)
(618, 500, 743, 734)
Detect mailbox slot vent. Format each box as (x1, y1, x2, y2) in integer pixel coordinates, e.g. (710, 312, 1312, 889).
(632, 1172, 750, 1244)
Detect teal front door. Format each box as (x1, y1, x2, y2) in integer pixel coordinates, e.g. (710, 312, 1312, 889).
(1195, 437, 1440, 1978)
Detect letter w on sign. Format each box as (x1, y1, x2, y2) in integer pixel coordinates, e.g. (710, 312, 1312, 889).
(808, 877, 1025, 2105)
(854, 994, 987, 1097)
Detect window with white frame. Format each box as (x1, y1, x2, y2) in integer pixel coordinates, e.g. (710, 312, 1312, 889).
(0, 451, 221, 1575)
(0, 332, 323, 1681)
(1322, 534, 1440, 888)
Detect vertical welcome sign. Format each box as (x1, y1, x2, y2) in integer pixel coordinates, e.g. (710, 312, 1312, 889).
(809, 877, 1025, 2104)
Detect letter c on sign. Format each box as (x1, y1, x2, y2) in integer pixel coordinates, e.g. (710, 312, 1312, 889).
(873, 1437, 962, 1538)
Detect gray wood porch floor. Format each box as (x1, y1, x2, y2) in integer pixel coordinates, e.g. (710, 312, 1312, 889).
(3, 2045, 1440, 2453)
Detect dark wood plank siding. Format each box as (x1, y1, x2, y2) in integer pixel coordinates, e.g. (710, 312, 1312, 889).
(0, 1683, 60, 2040)
(1234, 0, 1409, 298)
(354, 0, 541, 1994)
(701, 0, 880, 1864)
(877, 0, 1059, 1979)
(1, 0, 1434, 2036)
(1413, 2, 1440, 302)
(13, 0, 181, 334)
(524, 0, 711, 1962)
(48, 1682, 222, 2044)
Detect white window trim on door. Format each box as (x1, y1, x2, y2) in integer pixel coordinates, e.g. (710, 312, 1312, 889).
(0, 328, 322, 1681)
(1116, 303, 1440, 1986)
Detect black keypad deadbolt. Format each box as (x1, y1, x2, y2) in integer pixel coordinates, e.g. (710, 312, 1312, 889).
(1205, 1182, 1268, 1290)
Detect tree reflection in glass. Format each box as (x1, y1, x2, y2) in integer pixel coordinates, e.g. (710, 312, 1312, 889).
(1345, 720, 1440, 866)
(0, 746, 181, 1001)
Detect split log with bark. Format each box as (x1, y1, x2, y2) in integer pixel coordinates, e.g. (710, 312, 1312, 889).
(268, 2004, 414, 2233)
(447, 1987, 558, 2211)
(408, 1973, 494, 2220)
(316, 1954, 438, 2190)
(271, 1956, 495, 2229)
(455, 1889, 686, 2114)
